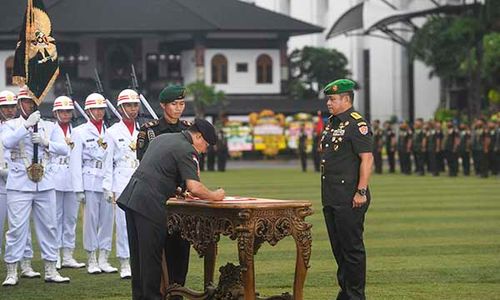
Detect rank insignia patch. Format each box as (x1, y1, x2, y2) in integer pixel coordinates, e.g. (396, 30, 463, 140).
(359, 125, 368, 135)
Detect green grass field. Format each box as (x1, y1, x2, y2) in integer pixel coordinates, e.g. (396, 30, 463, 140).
(1, 169, 499, 300)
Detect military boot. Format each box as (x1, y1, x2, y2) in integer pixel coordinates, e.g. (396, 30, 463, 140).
(119, 258, 131, 279)
(44, 261, 70, 283)
(20, 259, 41, 278)
(62, 248, 85, 268)
(87, 251, 101, 274)
(2, 263, 18, 286)
(98, 249, 117, 273)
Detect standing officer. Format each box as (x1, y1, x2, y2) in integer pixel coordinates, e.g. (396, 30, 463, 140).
(136, 85, 191, 295)
(443, 121, 459, 177)
(50, 96, 85, 269)
(320, 79, 373, 300)
(472, 119, 490, 178)
(2, 88, 70, 285)
(487, 121, 498, 176)
(458, 123, 471, 176)
(216, 128, 229, 172)
(118, 119, 225, 300)
(70, 93, 117, 274)
(426, 120, 440, 176)
(383, 121, 396, 173)
(397, 122, 412, 175)
(298, 124, 308, 172)
(435, 122, 445, 172)
(412, 118, 426, 176)
(103, 89, 141, 279)
(372, 120, 383, 174)
(0, 89, 41, 279)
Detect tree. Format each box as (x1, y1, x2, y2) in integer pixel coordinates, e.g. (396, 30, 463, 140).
(186, 81, 225, 118)
(289, 47, 350, 100)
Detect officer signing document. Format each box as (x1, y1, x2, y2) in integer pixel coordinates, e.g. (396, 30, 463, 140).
(117, 118, 225, 300)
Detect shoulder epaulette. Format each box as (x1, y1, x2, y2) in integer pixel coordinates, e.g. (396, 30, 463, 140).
(357, 121, 367, 126)
(350, 112, 363, 120)
(140, 120, 159, 130)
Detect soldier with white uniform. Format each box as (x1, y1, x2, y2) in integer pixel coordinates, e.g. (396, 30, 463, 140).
(2, 88, 70, 286)
(0, 89, 42, 280)
(103, 89, 140, 279)
(70, 93, 117, 274)
(50, 96, 85, 269)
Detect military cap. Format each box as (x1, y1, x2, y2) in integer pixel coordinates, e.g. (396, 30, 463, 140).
(192, 118, 217, 145)
(323, 79, 355, 96)
(159, 85, 186, 103)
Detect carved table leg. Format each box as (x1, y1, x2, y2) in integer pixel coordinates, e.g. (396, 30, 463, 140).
(292, 215, 312, 300)
(237, 230, 256, 300)
(204, 242, 217, 288)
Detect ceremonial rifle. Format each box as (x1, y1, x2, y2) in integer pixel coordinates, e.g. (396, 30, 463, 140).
(65, 73, 90, 122)
(93, 69, 122, 121)
(130, 64, 159, 120)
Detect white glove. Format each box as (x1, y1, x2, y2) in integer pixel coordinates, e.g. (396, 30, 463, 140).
(103, 189, 114, 204)
(76, 192, 86, 204)
(0, 168, 8, 179)
(31, 132, 49, 147)
(24, 111, 41, 129)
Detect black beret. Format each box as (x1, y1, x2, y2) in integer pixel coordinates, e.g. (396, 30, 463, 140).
(193, 118, 217, 145)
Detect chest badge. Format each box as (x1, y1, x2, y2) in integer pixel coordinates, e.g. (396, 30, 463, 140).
(97, 137, 108, 150)
(65, 137, 74, 150)
(129, 141, 137, 151)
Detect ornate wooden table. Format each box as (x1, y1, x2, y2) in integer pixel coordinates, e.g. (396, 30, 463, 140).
(165, 197, 313, 300)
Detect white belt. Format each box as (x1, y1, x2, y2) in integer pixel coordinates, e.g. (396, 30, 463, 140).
(51, 157, 70, 165)
(83, 160, 103, 169)
(115, 160, 139, 169)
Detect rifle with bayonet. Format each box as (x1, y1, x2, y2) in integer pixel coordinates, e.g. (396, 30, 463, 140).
(65, 73, 90, 123)
(93, 68, 122, 122)
(130, 64, 159, 120)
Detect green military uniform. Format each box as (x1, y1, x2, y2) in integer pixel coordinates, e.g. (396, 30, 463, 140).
(118, 131, 201, 300)
(134, 85, 192, 298)
(458, 127, 471, 176)
(384, 125, 396, 173)
(488, 125, 498, 176)
(412, 128, 426, 176)
(472, 126, 489, 177)
(443, 126, 459, 176)
(372, 125, 383, 174)
(426, 128, 439, 176)
(397, 126, 412, 175)
(320, 79, 372, 300)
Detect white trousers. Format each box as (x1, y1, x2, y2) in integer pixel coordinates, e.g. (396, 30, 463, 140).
(56, 191, 80, 249)
(114, 192, 129, 258)
(4, 189, 58, 263)
(1, 192, 36, 258)
(83, 191, 113, 252)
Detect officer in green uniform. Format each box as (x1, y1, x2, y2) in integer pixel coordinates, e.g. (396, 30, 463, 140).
(383, 121, 396, 173)
(435, 122, 445, 172)
(487, 121, 498, 176)
(118, 119, 224, 300)
(443, 121, 459, 176)
(472, 119, 490, 178)
(135, 85, 192, 297)
(458, 123, 471, 176)
(320, 79, 373, 300)
(426, 120, 440, 176)
(397, 122, 412, 175)
(412, 118, 426, 176)
(372, 120, 383, 174)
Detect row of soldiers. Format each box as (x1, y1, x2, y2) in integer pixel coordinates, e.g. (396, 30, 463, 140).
(371, 118, 500, 177)
(0, 85, 192, 293)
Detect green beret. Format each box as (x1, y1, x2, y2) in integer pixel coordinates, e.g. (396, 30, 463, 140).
(323, 79, 355, 96)
(159, 85, 186, 103)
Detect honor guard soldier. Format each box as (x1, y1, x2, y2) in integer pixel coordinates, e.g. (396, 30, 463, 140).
(0, 89, 41, 280)
(2, 87, 70, 286)
(372, 120, 383, 174)
(426, 120, 440, 176)
(70, 93, 117, 274)
(118, 119, 225, 300)
(397, 122, 412, 175)
(443, 121, 459, 177)
(472, 119, 489, 178)
(435, 122, 445, 172)
(383, 121, 396, 173)
(136, 85, 192, 293)
(487, 121, 498, 176)
(412, 118, 426, 176)
(50, 96, 85, 269)
(102, 89, 141, 279)
(320, 79, 373, 300)
(458, 123, 472, 176)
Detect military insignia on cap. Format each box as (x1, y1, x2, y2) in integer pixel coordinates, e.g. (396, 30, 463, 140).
(332, 85, 338, 92)
(359, 125, 368, 135)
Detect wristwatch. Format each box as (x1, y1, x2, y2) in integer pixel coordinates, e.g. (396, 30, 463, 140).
(356, 188, 367, 196)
